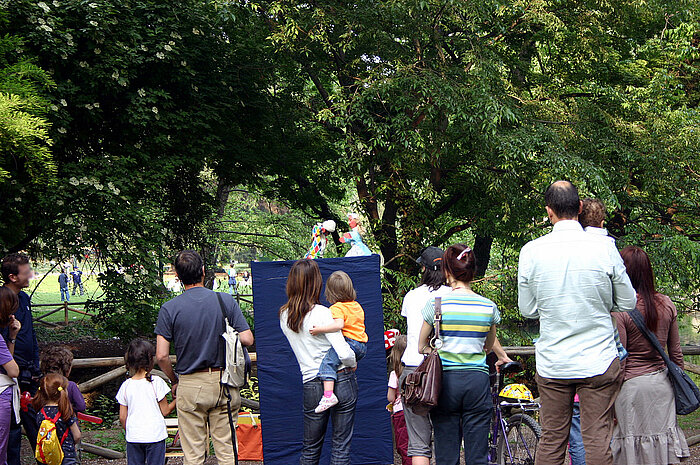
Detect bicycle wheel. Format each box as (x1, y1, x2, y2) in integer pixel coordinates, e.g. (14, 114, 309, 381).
(496, 413, 541, 465)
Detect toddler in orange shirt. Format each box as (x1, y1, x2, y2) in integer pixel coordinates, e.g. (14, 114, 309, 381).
(310, 270, 368, 413)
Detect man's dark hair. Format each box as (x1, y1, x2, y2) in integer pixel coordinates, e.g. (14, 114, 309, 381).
(544, 181, 580, 219)
(1, 253, 30, 283)
(174, 250, 204, 285)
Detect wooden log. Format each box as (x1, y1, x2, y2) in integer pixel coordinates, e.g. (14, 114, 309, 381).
(682, 346, 700, 356)
(72, 355, 176, 369)
(502, 346, 535, 356)
(151, 369, 170, 382)
(72, 352, 257, 369)
(684, 361, 700, 376)
(501, 346, 700, 357)
(687, 434, 700, 447)
(80, 442, 125, 459)
(78, 366, 127, 392)
(34, 306, 64, 321)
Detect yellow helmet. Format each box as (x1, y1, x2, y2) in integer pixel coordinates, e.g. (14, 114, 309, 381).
(499, 383, 534, 402)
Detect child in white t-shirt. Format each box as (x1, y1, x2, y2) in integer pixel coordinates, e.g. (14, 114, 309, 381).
(116, 339, 176, 465)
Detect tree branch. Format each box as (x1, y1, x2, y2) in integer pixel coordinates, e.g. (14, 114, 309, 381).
(433, 222, 473, 246)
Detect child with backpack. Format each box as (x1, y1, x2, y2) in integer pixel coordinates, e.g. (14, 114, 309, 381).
(387, 335, 411, 465)
(116, 339, 175, 465)
(40, 346, 86, 413)
(309, 270, 367, 412)
(33, 373, 81, 465)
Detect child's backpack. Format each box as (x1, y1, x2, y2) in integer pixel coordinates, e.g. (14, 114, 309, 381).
(35, 408, 69, 465)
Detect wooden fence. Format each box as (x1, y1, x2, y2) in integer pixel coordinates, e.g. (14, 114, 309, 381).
(31, 301, 110, 327)
(32, 293, 253, 327)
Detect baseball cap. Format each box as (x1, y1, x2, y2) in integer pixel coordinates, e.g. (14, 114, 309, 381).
(416, 246, 444, 271)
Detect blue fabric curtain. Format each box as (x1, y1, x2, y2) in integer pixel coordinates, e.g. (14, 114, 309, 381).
(252, 255, 393, 465)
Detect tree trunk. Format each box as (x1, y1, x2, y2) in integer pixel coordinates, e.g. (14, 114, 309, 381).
(203, 182, 232, 289)
(473, 234, 493, 278)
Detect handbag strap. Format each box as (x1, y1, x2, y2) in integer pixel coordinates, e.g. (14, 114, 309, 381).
(430, 297, 442, 349)
(628, 308, 673, 368)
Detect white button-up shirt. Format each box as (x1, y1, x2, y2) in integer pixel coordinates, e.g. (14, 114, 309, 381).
(518, 220, 636, 378)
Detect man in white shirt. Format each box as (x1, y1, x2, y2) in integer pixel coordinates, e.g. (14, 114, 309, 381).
(518, 181, 636, 465)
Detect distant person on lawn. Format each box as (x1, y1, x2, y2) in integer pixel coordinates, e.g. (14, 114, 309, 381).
(155, 250, 253, 465)
(70, 266, 84, 296)
(59, 268, 70, 302)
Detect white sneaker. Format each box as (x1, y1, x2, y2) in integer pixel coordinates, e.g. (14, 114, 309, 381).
(314, 394, 339, 413)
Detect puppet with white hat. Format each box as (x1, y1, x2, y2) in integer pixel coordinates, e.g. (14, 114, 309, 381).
(304, 220, 337, 259)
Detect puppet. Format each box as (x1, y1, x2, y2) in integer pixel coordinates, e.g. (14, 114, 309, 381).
(304, 220, 336, 259)
(341, 213, 372, 257)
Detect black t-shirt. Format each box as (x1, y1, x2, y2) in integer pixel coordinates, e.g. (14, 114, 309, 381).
(36, 406, 78, 459)
(154, 287, 250, 374)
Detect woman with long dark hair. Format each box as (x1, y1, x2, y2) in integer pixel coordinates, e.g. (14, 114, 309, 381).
(279, 260, 357, 465)
(417, 244, 504, 465)
(612, 246, 689, 464)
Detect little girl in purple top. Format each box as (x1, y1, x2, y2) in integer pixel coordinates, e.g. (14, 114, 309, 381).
(0, 287, 22, 465)
(40, 346, 86, 413)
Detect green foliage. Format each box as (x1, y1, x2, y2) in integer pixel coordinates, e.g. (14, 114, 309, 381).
(381, 268, 418, 333)
(3, 0, 699, 337)
(245, 0, 700, 323)
(84, 393, 119, 431)
(0, 10, 56, 244)
(1, 0, 308, 335)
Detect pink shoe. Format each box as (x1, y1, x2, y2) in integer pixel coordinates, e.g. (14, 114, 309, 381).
(314, 393, 339, 413)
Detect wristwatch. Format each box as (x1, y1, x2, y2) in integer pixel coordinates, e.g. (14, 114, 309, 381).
(8, 339, 16, 345)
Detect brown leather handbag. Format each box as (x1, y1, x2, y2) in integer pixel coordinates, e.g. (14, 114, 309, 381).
(402, 297, 443, 415)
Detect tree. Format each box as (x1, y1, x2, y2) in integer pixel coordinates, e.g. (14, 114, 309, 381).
(0, 10, 56, 250)
(2, 0, 315, 335)
(244, 0, 699, 309)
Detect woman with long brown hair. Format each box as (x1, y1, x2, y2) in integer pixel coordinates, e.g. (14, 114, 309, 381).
(612, 246, 689, 464)
(0, 286, 21, 465)
(279, 259, 357, 465)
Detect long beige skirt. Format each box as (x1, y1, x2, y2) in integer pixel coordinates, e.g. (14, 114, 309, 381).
(612, 368, 690, 465)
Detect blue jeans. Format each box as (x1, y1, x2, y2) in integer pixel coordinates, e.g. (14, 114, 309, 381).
(318, 338, 366, 381)
(301, 370, 358, 465)
(60, 287, 70, 301)
(430, 370, 491, 465)
(127, 440, 166, 465)
(569, 402, 586, 465)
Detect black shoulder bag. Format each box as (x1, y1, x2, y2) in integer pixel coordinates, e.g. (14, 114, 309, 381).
(628, 308, 700, 415)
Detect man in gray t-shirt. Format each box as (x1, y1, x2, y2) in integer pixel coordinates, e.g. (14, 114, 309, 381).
(156, 250, 253, 464)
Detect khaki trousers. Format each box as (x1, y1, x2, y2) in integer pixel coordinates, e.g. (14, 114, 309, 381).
(535, 358, 623, 465)
(177, 370, 240, 465)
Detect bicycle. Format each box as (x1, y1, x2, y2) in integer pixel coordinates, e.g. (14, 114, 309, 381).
(488, 361, 542, 465)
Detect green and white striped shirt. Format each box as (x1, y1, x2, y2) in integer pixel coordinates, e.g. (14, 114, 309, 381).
(422, 291, 500, 372)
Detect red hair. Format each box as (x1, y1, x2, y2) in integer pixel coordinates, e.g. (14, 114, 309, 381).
(32, 373, 74, 421)
(620, 246, 658, 332)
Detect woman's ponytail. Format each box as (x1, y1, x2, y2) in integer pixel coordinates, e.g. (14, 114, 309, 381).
(58, 383, 74, 421)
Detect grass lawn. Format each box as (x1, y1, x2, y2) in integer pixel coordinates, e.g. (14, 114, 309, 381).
(27, 273, 104, 324)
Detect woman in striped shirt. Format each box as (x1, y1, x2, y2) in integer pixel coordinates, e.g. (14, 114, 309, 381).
(418, 244, 501, 465)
